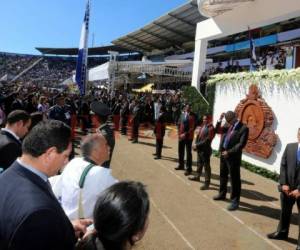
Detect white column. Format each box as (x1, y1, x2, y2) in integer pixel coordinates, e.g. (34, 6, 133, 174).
(192, 38, 207, 90)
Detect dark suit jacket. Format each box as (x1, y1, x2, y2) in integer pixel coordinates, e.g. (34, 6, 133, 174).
(215, 120, 249, 157)
(195, 123, 215, 155)
(0, 130, 22, 170)
(279, 143, 300, 190)
(0, 162, 75, 250)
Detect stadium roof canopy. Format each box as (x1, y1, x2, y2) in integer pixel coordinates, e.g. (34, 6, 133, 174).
(35, 45, 135, 56)
(112, 0, 206, 53)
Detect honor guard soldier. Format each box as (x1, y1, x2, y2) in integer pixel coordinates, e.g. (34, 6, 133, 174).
(119, 99, 129, 135)
(130, 100, 141, 144)
(153, 106, 166, 160)
(91, 102, 115, 168)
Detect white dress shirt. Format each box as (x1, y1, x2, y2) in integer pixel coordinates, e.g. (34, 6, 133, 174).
(49, 157, 117, 220)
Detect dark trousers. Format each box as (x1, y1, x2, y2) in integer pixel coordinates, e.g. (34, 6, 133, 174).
(277, 192, 300, 240)
(178, 139, 193, 171)
(219, 154, 242, 203)
(120, 117, 127, 135)
(156, 138, 164, 157)
(80, 115, 89, 133)
(196, 151, 211, 185)
(132, 122, 139, 142)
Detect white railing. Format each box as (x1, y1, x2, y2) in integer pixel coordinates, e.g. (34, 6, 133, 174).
(112, 62, 192, 80)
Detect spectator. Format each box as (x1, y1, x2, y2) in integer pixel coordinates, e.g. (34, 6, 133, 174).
(0, 110, 31, 170)
(29, 111, 44, 131)
(76, 181, 150, 250)
(0, 120, 92, 250)
(50, 133, 117, 220)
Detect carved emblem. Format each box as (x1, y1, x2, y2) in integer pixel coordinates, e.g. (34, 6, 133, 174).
(235, 84, 277, 158)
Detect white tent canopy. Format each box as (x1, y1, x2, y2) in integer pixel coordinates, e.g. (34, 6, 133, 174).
(87, 60, 193, 85)
(88, 62, 110, 81)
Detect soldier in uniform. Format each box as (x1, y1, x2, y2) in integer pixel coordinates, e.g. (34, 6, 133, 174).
(119, 99, 129, 135)
(131, 100, 141, 144)
(189, 115, 215, 190)
(153, 106, 166, 160)
(49, 95, 73, 159)
(90, 101, 115, 168)
(48, 95, 71, 126)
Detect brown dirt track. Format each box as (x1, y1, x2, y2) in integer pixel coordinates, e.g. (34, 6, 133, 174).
(105, 128, 298, 250)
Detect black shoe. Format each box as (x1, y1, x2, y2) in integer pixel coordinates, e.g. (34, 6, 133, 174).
(174, 166, 184, 170)
(296, 245, 300, 250)
(267, 231, 288, 240)
(152, 153, 157, 156)
(184, 170, 192, 176)
(227, 202, 239, 211)
(213, 194, 226, 200)
(188, 176, 200, 182)
(200, 185, 209, 190)
(154, 156, 161, 160)
(132, 140, 138, 144)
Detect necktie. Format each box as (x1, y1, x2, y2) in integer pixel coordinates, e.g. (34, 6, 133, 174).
(297, 147, 300, 165)
(223, 125, 233, 149)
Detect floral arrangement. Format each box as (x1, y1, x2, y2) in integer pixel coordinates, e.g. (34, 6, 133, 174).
(207, 68, 300, 87)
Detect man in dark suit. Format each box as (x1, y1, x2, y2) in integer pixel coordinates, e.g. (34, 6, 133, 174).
(175, 104, 196, 176)
(91, 101, 115, 168)
(213, 111, 249, 211)
(0, 110, 31, 171)
(0, 120, 91, 250)
(267, 128, 300, 250)
(189, 114, 215, 190)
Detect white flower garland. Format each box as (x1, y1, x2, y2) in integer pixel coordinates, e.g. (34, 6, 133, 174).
(207, 68, 300, 87)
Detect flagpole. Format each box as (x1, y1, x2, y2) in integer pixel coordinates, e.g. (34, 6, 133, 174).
(85, 0, 91, 96)
(75, 0, 90, 96)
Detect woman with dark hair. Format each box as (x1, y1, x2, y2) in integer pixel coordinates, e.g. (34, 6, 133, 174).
(76, 181, 150, 250)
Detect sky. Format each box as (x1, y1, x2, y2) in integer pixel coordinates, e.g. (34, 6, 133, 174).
(0, 0, 188, 55)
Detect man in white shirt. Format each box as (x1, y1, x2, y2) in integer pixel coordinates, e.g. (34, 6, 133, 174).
(50, 133, 117, 220)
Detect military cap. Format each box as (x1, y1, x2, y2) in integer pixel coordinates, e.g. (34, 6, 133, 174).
(90, 101, 111, 116)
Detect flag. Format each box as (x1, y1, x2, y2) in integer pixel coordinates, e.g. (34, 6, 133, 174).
(75, 0, 90, 96)
(248, 28, 257, 71)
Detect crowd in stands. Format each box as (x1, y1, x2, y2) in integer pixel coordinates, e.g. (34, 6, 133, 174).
(0, 53, 108, 87)
(0, 53, 38, 79)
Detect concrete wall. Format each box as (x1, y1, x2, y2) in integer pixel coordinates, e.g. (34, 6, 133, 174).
(211, 80, 300, 173)
(196, 0, 300, 41)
